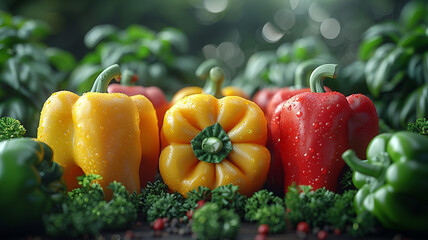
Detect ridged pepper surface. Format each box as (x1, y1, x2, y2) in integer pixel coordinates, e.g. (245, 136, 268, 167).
(342, 131, 428, 232)
(0, 138, 65, 230)
(271, 64, 378, 193)
(160, 67, 270, 197)
(37, 65, 159, 196)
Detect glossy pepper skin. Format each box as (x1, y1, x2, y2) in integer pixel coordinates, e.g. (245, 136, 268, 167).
(37, 65, 159, 196)
(264, 60, 331, 195)
(342, 131, 428, 232)
(271, 64, 378, 193)
(252, 88, 279, 114)
(107, 69, 169, 129)
(0, 138, 65, 230)
(160, 67, 270, 197)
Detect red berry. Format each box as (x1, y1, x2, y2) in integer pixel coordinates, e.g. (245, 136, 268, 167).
(258, 224, 270, 235)
(317, 230, 328, 240)
(124, 230, 134, 239)
(296, 221, 310, 234)
(333, 228, 341, 236)
(254, 234, 267, 240)
(186, 210, 194, 219)
(153, 218, 165, 231)
(197, 200, 206, 209)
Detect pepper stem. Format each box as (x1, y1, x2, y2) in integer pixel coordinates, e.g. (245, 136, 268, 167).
(90, 64, 121, 93)
(190, 123, 232, 164)
(202, 67, 224, 98)
(196, 59, 222, 79)
(342, 149, 383, 178)
(120, 69, 135, 86)
(202, 137, 223, 154)
(294, 59, 326, 89)
(309, 64, 338, 93)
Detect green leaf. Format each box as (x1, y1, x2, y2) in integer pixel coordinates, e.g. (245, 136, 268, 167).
(17, 19, 49, 41)
(0, 26, 19, 46)
(84, 24, 118, 48)
(125, 24, 155, 42)
(68, 64, 103, 94)
(158, 28, 188, 53)
(359, 36, 383, 61)
(0, 98, 28, 126)
(45, 48, 76, 71)
(399, 1, 428, 30)
(244, 51, 276, 80)
(364, 44, 395, 97)
(191, 123, 232, 164)
(100, 43, 135, 67)
(398, 32, 428, 52)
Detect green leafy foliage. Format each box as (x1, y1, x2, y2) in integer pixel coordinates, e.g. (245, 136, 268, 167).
(327, 190, 377, 237)
(285, 185, 335, 228)
(285, 185, 377, 237)
(146, 193, 187, 223)
(192, 202, 241, 240)
(244, 189, 286, 233)
(139, 180, 169, 219)
(211, 184, 246, 217)
(244, 189, 283, 221)
(139, 180, 193, 223)
(0, 11, 76, 136)
(232, 37, 336, 95)
(186, 185, 212, 205)
(358, 1, 428, 129)
(407, 118, 428, 136)
(254, 204, 287, 233)
(68, 24, 199, 98)
(0, 117, 26, 140)
(43, 174, 138, 237)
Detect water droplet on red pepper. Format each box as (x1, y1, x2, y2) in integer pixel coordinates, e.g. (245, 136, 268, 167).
(321, 168, 327, 174)
(296, 111, 302, 117)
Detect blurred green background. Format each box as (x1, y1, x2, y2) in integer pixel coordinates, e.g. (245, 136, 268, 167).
(1, 0, 408, 66)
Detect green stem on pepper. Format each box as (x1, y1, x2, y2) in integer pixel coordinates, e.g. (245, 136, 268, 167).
(202, 67, 224, 98)
(294, 59, 327, 89)
(342, 150, 383, 178)
(309, 64, 338, 93)
(202, 137, 224, 154)
(90, 64, 121, 93)
(191, 123, 232, 164)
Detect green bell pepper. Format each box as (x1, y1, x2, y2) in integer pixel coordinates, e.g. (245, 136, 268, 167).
(0, 138, 65, 230)
(342, 131, 428, 232)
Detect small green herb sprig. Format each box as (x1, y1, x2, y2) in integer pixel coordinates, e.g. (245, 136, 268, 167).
(407, 118, 428, 136)
(192, 202, 241, 240)
(0, 117, 26, 141)
(285, 185, 377, 236)
(244, 189, 286, 233)
(43, 174, 139, 237)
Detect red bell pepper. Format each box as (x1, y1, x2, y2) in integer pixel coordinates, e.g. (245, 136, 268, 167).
(252, 59, 327, 117)
(270, 64, 378, 192)
(252, 88, 279, 114)
(262, 60, 330, 195)
(107, 69, 169, 128)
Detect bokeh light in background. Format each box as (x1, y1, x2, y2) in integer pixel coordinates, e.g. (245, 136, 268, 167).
(0, 0, 408, 74)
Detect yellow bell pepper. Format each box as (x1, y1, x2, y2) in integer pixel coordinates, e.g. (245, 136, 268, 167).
(37, 65, 159, 196)
(160, 67, 270, 197)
